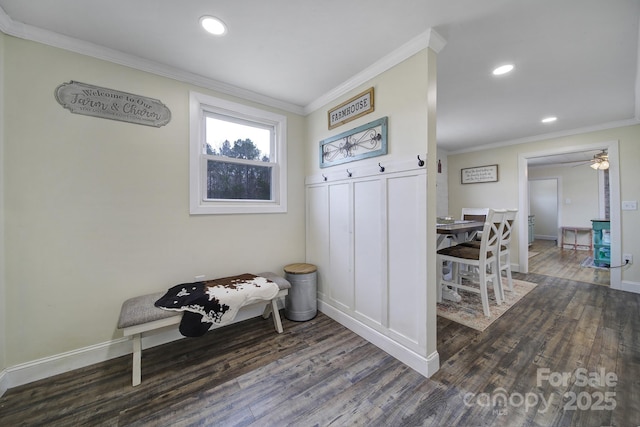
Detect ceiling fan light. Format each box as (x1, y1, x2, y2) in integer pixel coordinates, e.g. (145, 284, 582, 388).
(599, 160, 609, 170)
(590, 162, 600, 170)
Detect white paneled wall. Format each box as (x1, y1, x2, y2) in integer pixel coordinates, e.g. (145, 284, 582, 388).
(387, 174, 427, 351)
(328, 182, 353, 310)
(353, 178, 384, 327)
(306, 163, 431, 370)
(306, 185, 330, 299)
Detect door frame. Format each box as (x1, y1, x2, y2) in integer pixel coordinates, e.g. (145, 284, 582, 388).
(517, 140, 621, 289)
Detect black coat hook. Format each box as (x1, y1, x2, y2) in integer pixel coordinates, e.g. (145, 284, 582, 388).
(378, 163, 385, 172)
(347, 169, 352, 177)
(417, 155, 425, 167)
(322, 174, 327, 181)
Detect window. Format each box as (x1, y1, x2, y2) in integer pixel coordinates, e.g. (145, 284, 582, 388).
(190, 91, 287, 214)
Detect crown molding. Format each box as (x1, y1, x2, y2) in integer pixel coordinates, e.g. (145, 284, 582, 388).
(304, 29, 446, 115)
(446, 118, 640, 155)
(0, 6, 11, 32)
(0, 7, 306, 116)
(426, 28, 447, 53)
(0, 7, 447, 119)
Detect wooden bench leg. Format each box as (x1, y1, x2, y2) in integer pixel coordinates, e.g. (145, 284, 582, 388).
(132, 334, 142, 387)
(262, 302, 272, 319)
(271, 299, 283, 333)
(261, 299, 284, 333)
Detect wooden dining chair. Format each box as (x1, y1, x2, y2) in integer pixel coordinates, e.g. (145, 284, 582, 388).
(498, 208, 518, 294)
(437, 209, 506, 317)
(461, 208, 489, 222)
(461, 207, 489, 240)
(459, 208, 517, 301)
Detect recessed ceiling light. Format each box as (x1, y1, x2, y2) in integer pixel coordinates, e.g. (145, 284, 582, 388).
(492, 64, 514, 76)
(200, 16, 227, 36)
(541, 116, 557, 123)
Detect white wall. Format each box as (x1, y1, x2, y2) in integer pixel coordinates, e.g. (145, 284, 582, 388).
(306, 56, 429, 175)
(2, 36, 306, 367)
(530, 164, 600, 226)
(447, 125, 640, 287)
(529, 163, 601, 247)
(436, 147, 449, 217)
(0, 31, 7, 378)
(304, 48, 440, 375)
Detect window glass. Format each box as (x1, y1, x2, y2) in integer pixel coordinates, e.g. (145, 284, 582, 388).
(205, 116, 271, 159)
(204, 114, 273, 201)
(189, 91, 287, 214)
(206, 160, 272, 200)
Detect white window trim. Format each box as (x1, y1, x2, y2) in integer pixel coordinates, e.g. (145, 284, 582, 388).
(189, 91, 287, 214)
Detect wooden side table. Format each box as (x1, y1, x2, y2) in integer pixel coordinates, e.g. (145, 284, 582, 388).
(560, 226, 592, 250)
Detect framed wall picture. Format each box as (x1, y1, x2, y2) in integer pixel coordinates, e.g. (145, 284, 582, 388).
(319, 116, 387, 168)
(327, 87, 374, 130)
(461, 164, 499, 184)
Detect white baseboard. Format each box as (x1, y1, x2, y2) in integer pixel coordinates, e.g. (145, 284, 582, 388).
(0, 301, 281, 396)
(318, 300, 440, 378)
(615, 279, 640, 294)
(534, 235, 557, 241)
(3, 337, 133, 394)
(0, 369, 8, 397)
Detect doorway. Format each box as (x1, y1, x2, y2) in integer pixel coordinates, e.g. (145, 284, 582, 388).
(527, 172, 610, 286)
(517, 140, 622, 289)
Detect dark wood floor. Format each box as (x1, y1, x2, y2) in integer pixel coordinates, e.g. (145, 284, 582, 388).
(528, 239, 610, 286)
(1, 272, 638, 426)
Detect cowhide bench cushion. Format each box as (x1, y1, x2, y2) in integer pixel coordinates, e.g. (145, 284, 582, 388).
(117, 272, 290, 386)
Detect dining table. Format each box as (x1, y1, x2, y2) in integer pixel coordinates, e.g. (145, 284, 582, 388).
(436, 220, 485, 247)
(436, 220, 485, 302)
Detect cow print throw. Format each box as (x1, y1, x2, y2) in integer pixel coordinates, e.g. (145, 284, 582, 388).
(155, 273, 279, 337)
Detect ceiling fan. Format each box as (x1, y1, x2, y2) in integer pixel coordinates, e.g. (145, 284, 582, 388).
(553, 150, 610, 170)
(581, 150, 610, 170)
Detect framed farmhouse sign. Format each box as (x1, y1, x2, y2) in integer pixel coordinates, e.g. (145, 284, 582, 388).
(461, 164, 499, 184)
(327, 87, 374, 130)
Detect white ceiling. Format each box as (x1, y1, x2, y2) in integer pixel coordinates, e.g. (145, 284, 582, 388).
(0, 0, 638, 154)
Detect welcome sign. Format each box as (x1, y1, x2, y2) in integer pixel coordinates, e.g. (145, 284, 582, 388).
(55, 81, 171, 127)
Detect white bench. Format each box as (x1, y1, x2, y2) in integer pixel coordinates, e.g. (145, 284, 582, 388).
(117, 272, 290, 386)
